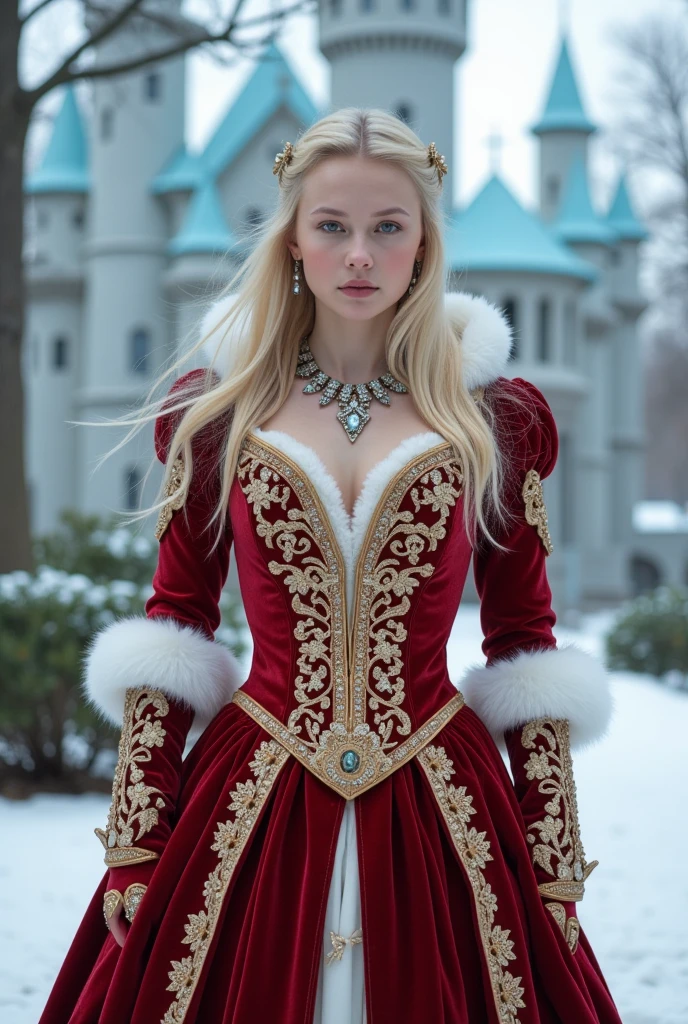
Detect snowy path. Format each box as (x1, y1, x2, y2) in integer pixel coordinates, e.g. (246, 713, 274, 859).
(2, 608, 687, 1023)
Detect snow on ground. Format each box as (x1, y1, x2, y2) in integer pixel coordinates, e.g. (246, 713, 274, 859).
(2, 607, 687, 1023)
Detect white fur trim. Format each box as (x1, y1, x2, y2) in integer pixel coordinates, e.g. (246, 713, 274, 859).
(198, 290, 512, 390)
(252, 427, 445, 619)
(82, 616, 246, 730)
(459, 642, 614, 752)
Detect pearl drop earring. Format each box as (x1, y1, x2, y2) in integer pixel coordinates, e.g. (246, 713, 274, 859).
(293, 257, 302, 295)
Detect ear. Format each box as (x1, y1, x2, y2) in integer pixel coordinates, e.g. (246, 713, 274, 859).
(286, 240, 301, 261)
(415, 241, 425, 261)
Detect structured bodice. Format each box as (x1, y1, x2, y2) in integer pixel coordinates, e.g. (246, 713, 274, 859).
(229, 427, 473, 799)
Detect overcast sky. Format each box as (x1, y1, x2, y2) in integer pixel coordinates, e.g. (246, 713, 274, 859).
(22, 0, 686, 218)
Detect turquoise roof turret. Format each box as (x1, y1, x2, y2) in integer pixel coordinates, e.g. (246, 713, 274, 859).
(531, 36, 597, 136)
(168, 177, 237, 256)
(553, 152, 616, 246)
(446, 174, 597, 281)
(151, 145, 204, 195)
(605, 172, 648, 242)
(25, 84, 89, 194)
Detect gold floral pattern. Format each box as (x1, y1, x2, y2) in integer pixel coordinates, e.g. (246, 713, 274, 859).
(162, 739, 290, 1023)
(326, 927, 363, 966)
(417, 743, 526, 1023)
(520, 718, 599, 901)
(234, 435, 466, 799)
(155, 454, 186, 541)
(522, 468, 553, 555)
(544, 901, 581, 955)
(94, 687, 169, 867)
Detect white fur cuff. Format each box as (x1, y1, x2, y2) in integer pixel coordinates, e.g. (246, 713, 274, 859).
(82, 615, 246, 730)
(459, 642, 614, 751)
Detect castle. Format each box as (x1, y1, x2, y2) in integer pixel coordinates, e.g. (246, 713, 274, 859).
(25, 0, 682, 611)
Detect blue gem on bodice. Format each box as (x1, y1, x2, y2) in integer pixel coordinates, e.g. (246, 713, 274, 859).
(340, 749, 361, 774)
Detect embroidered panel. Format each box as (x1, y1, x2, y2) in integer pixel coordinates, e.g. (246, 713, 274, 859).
(233, 687, 465, 800)
(155, 454, 186, 541)
(520, 718, 599, 901)
(161, 738, 290, 1024)
(417, 743, 526, 1023)
(95, 687, 169, 867)
(350, 455, 464, 742)
(522, 468, 553, 555)
(543, 901, 581, 955)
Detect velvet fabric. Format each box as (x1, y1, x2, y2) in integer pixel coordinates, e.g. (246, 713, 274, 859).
(39, 372, 622, 1024)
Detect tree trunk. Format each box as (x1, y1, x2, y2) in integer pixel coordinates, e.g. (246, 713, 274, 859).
(0, 3, 33, 572)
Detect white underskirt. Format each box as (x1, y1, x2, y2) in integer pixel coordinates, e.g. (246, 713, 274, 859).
(312, 799, 367, 1023)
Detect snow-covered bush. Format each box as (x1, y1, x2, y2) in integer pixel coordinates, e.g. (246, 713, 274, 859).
(0, 512, 248, 789)
(605, 584, 688, 689)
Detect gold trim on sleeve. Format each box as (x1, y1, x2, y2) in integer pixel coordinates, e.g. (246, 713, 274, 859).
(94, 687, 170, 867)
(544, 901, 580, 955)
(417, 743, 526, 1023)
(123, 882, 148, 923)
(155, 454, 186, 541)
(522, 468, 553, 555)
(521, 718, 599, 901)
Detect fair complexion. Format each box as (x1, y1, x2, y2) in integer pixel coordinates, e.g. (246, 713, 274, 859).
(259, 154, 433, 517)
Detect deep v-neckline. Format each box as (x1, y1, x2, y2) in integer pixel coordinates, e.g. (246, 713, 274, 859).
(245, 426, 452, 618)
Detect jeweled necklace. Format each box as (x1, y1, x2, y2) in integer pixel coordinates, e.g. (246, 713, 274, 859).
(296, 335, 408, 443)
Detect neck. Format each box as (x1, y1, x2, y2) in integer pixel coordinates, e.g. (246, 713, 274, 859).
(306, 303, 397, 382)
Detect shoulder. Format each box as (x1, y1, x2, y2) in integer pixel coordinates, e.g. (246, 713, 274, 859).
(481, 375, 558, 481)
(154, 369, 233, 479)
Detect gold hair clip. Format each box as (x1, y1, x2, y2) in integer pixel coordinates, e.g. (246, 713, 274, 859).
(427, 142, 448, 186)
(273, 141, 294, 184)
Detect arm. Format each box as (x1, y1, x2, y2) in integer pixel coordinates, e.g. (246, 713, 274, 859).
(82, 371, 244, 934)
(461, 377, 613, 953)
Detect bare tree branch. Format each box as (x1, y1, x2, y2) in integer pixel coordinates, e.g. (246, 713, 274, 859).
(18, 0, 314, 109)
(19, 0, 62, 28)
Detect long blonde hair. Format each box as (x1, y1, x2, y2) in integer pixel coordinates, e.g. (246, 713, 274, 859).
(102, 107, 529, 555)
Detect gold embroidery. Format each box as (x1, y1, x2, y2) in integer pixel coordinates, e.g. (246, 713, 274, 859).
(522, 468, 553, 555)
(103, 890, 123, 924)
(235, 435, 466, 800)
(521, 718, 599, 901)
(417, 744, 526, 1023)
(326, 927, 363, 965)
(162, 739, 290, 1023)
(123, 882, 148, 923)
(353, 460, 464, 745)
(94, 687, 169, 867)
(155, 454, 186, 541)
(544, 901, 580, 955)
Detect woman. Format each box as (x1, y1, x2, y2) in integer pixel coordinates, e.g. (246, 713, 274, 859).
(40, 107, 622, 1024)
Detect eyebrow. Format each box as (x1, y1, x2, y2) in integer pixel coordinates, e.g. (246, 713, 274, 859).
(309, 206, 411, 217)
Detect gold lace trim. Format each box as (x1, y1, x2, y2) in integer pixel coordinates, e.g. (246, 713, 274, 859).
(544, 901, 580, 954)
(522, 468, 553, 555)
(161, 739, 290, 1024)
(94, 687, 169, 867)
(417, 743, 526, 1023)
(521, 718, 598, 901)
(155, 454, 186, 541)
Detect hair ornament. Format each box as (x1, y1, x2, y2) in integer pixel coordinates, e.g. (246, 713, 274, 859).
(427, 142, 448, 186)
(273, 141, 295, 184)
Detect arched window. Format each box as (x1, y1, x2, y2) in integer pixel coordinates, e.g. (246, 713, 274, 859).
(394, 103, 414, 126)
(630, 555, 662, 597)
(563, 299, 576, 366)
(130, 327, 150, 374)
(52, 335, 69, 370)
(144, 72, 161, 101)
(545, 175, 560, 208)
(124, 466, 142, 512)
(100, 107, 114, 142)
(537, 298, 551, 361)
(361, 0, 375, 9)
(500, 297, 519, 360)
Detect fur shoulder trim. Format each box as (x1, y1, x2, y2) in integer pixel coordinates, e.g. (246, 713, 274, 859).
(197, 290, 513, 391)
(82, 615, 245, 731)
(459, 642, 614, 752)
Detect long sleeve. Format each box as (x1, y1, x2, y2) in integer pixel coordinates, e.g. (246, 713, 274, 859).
(82, 370, 244, 919)
(460, 377, 613, 951)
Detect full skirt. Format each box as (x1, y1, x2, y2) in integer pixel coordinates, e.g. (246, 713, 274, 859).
(39, 698, 623, 1024)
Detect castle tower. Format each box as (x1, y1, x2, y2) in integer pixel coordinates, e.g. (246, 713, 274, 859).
(531, 35, 597, 223)
(318, 0, 467, 210)
(24, 84, 89, 535)
(77, 0, 187, 517)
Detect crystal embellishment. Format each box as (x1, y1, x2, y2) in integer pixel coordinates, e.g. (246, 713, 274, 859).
(295, 336, 408, 442)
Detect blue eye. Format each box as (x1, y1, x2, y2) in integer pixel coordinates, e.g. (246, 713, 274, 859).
(317, 221, 401, 234)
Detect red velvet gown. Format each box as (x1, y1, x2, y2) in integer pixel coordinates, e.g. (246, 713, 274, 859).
(39, 361, 623, 1024)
